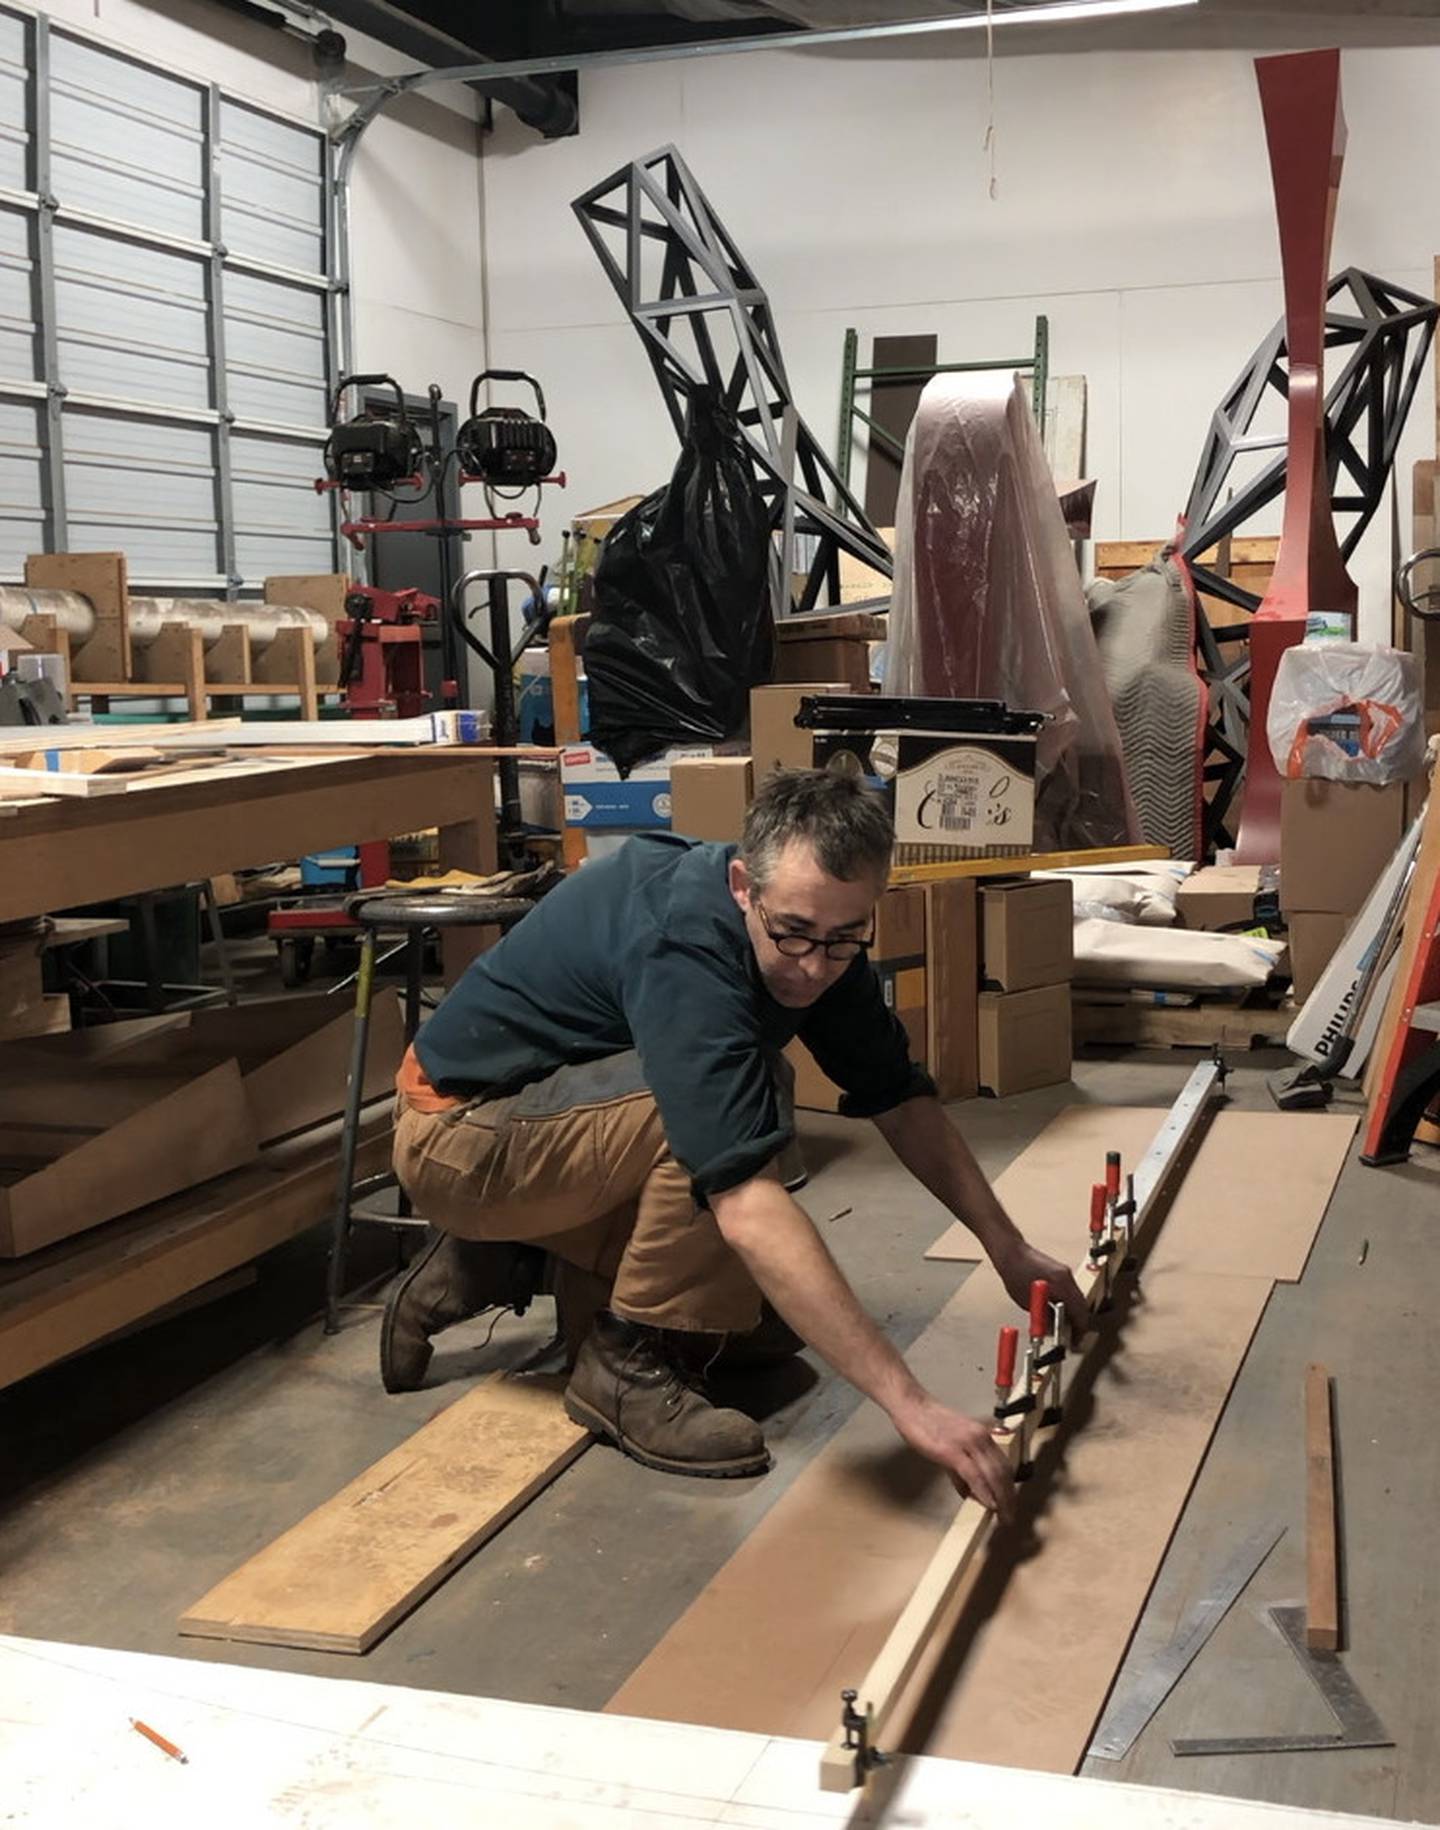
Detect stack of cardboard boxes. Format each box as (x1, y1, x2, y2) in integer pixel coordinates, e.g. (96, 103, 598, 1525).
(1280, 779, 1408, 1001)
(977, 879, 1074, 1096)
(668, 683, 1075, 1111)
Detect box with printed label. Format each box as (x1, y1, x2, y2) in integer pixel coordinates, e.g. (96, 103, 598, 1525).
(891, 732, 1037, 853)
(560, 744, 716, 829)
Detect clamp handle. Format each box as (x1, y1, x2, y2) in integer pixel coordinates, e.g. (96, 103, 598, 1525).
(995, 1325, 1019, 1390)
(1028, 1278, 1051, 1341)
(1105, 1150, 1122, 1199)
(1089, 1182, 1107, 1238)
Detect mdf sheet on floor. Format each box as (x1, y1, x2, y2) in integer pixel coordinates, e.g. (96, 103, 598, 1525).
(180, 1375, 589, 1653)
(926, 1107, 1356, 1281)
(608, 1104, 1353, 1771)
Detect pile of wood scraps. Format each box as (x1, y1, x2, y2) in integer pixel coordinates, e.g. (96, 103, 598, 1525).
(0, 1107, 394, 1393)
(0, 990, 403, 1258)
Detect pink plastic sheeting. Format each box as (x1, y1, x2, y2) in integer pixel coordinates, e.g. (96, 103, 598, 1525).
(886, 375, 1139, 851)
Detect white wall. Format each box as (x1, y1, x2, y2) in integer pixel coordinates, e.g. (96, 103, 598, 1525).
(479, 22, 1440, 640)
(31, 0, 488, 430)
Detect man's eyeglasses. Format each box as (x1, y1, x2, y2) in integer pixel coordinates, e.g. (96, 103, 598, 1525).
(754, 899, 875, 961)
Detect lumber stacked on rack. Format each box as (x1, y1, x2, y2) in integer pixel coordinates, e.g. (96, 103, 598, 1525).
(11, 554, 348, 722)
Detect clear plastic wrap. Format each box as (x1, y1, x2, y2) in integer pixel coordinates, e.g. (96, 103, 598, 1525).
(1267, 641, 1423, 784)
(886, 374, 1138, 850)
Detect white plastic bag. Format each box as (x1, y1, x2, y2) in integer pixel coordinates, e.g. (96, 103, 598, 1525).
(1267, 642, 1422, 784)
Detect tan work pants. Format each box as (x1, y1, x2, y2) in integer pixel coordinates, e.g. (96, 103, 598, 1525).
(393, 1051, 764, 1333)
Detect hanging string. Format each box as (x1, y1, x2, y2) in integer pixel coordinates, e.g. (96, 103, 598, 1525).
(983, 0, 998, 200)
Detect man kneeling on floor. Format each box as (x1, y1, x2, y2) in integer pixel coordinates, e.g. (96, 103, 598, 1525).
(386, 769, 1085, 1514)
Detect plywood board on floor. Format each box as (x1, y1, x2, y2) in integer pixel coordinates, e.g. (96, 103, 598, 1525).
(607, 1098, 1342, 1774)
(180, 1375, 592, 1654)
(925, 1106, 1355, 1283)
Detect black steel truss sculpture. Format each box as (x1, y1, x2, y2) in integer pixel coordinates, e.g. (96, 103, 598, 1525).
(1174, 268, 1438, 850)
(573, 145, 893, 617)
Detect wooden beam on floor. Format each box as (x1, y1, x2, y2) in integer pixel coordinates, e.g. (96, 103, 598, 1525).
(179, 1375, 592, 1654)
(1305, 1362, 1341, 1653)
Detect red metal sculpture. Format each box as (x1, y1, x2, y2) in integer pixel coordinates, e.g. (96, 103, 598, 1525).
(1237, 48, 1357, 864)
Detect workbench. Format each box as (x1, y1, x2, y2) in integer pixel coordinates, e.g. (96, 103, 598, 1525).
(0, 747, 496, 1392)
(0, 748, 496, 925)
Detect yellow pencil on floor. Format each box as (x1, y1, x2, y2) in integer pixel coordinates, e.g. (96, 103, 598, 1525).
(129, 1718, 188, 1765)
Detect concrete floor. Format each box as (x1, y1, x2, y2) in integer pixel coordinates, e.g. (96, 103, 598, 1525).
(1, 1044, 1436, 1822)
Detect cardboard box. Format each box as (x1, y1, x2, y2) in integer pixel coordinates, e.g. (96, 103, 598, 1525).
(1280, 778, 1407, 916)
(1177, 864, 1280, 931)
(561, 743, 715, 829)
(891, 731, 1037, 855)
(775, 611, 885, 694)
(1287, 910, 1350, 1004)
(670, 755, 753, 842)
(981, 878, 1073, 991)
(924, 877, 978, 1102)
(978, 984, 1072, 1097)
(749, 682, 846, 783)
(787, 884, 927, 1112)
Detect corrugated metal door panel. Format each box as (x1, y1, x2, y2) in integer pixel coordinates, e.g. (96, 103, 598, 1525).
(63, 407, 219, 579)
(49, 33, 204, 241)
(0, 395, 46, 573)
(231, 429, 332, 578)
(225, 268, 327, 428)
(218, 98, 324, 276)
(0, 9, 29, 194)
(0, 205, 36, 381)
(53, 225, 210, 409)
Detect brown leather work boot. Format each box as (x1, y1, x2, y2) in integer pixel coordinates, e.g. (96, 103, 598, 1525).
(563, 1310, 771, 1478)
(380, 1229, 543, 1394)
(668, 1300, 806, 1377)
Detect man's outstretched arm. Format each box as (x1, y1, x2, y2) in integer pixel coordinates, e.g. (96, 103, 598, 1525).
(873, 1095, 1088, 1334)
(708, 1175, 1016, 1518)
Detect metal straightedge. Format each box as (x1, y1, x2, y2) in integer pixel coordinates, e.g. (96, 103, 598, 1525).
(1171, 1605, 1392, 1757)
(1088, 1523, 1285, 1760)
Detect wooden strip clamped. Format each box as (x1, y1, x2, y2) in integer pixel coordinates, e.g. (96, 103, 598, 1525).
(818, 1054, 1227, 1793)
(1305, 1362, 1341, 1652)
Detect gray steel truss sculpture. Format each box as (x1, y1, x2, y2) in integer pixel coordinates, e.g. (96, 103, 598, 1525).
(573, 145, 893, 617)
(1176, 268, 1438, 850)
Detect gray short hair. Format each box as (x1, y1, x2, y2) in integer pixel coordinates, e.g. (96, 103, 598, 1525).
(740, 769, 893, 893)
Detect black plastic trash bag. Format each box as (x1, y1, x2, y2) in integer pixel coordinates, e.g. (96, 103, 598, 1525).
(586, 388, 774, 775)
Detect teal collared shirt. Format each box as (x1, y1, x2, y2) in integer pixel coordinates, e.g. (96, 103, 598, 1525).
(415, 832, 934, 1200)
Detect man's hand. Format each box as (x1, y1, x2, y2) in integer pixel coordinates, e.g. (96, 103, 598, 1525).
(989, 1236, 1089, 1338)
(892, 1394, 1016, 1520)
